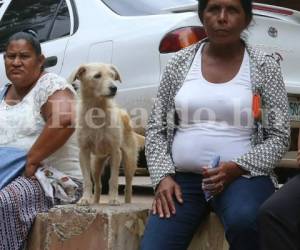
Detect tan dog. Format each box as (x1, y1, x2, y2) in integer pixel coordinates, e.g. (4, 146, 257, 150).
(70, 63, 144, 205)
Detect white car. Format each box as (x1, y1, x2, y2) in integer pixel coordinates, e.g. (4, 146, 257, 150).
(0, 0, 299, 168)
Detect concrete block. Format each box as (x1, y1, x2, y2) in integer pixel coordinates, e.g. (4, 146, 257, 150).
(188, 213, 229, 250)
(27, 203, 228, 250)
(27, 204, 149, 250)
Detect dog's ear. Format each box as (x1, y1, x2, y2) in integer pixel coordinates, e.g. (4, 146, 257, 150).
(110, 65, 122, 83)
(68, 66, 86, 83)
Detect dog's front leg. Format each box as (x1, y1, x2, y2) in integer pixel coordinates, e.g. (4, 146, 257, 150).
(77, 149, 94, 205)
(123, 148, 138, 203)
(108, 148, 122, 205)
(91, 156, 107, 204)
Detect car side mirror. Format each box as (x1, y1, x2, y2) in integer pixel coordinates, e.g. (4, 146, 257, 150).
(44, 56, 57, 68)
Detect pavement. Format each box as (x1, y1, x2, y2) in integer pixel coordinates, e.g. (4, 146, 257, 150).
(100, 176, 154, 205)
(119, 176, 152, 187)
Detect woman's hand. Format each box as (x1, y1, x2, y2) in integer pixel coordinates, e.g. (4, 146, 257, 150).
(152, 176, 183, 218)
(24, 162, 39, 178)
(202, 162, 247, 196)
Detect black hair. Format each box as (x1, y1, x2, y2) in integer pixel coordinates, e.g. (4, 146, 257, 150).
(5, 29, 42, 55)
(197, 0, 253, 24)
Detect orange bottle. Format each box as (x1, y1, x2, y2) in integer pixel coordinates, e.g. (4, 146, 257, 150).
(252, 93, 262, 121)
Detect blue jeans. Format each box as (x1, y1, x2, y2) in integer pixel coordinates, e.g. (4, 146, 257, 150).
(140, 172, 275, 250)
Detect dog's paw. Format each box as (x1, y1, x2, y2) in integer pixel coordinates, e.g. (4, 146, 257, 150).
(77, 197, 91, 206)
(92, 196, 100, 204)
(108, 198, 120, 206)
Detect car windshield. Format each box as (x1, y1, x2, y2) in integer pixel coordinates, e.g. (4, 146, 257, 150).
(102, 0, 300, 16)
(101, 0, 197, 16)
(255, 0, 300, 11)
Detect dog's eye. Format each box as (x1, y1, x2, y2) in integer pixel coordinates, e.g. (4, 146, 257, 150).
(94, 73, 102, 79)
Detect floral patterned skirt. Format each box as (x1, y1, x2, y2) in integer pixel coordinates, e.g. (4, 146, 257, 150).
(0, 177, 53, 250)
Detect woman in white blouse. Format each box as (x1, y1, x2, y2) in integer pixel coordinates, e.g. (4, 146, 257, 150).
(0, 31, 82, 249)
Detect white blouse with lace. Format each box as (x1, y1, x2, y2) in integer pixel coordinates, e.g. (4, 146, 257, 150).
(0, 73, 82, 180)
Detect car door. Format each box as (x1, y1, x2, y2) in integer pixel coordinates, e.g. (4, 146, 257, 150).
(0, 0, 73, 86)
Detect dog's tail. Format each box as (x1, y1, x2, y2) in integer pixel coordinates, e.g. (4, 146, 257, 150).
(134, 133, 145, 150)
(120, 110, 145, 149)
(121, 111, 133, 133)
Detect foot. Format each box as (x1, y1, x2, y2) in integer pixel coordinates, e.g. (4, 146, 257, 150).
(108, 198, 120, 205)
(92, 195, 100, 204)
(77, 195, 93, 206)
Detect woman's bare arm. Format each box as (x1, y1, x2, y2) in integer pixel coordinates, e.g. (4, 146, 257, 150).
(25, 89, 76, 177)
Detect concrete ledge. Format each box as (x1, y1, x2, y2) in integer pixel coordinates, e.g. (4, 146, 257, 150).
(27, 204, 228, 250)
(27, 204, 149, 250)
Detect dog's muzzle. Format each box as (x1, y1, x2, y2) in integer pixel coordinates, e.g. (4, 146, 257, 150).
(109, 86, 117, 96)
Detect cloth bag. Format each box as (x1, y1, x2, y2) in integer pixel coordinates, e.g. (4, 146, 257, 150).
(0, 147, 27, 190)
(0, 84, 27, 190)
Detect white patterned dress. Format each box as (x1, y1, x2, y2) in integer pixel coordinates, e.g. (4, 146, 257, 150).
(0, 73, 82, 250)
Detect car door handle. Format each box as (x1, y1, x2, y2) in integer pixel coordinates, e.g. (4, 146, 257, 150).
(44, 56, 58, 68)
